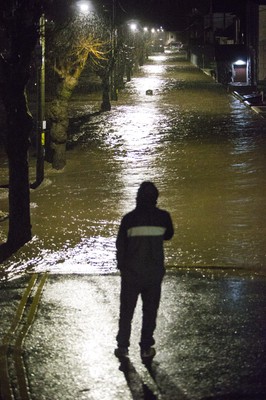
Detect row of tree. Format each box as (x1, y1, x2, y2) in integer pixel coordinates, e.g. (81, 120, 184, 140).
(0, 0, 150, 261)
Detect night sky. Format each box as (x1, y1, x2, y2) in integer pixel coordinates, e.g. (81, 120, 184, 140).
(116, 0, 210, 31)
(115, 0, 247, 31)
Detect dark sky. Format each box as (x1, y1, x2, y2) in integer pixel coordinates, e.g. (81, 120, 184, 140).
(116, 0, 248, 31)
(116, 0, 209, 30)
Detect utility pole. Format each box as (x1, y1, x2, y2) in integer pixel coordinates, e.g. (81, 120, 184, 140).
(34, 14, 46, 188)
(110, 0, 118, 100)
(210, 0, 213, 43)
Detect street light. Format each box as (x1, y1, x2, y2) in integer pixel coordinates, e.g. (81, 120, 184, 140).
(130, 22, 137, 32)
(77, 1, 92, 14)
(234, 59, 246, 65)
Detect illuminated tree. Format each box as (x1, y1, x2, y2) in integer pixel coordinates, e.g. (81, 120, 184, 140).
(46, 9, 109, 169)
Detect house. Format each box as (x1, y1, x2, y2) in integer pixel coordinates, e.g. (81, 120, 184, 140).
(188, 0, 266, 92)
(258, 3, 266, 86)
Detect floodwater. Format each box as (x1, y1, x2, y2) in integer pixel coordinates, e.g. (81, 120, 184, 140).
(0, 52, 266, 278)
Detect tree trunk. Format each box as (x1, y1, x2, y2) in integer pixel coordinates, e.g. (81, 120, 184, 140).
(49, 99, 69, 169)
(7, 142, 32, 248)
(116, 59, 125, 90)
(2, 87, 32, 253)
(51, 142, 67, 170)
(101, 74, 111, 112)
(126, 62, 131, 82)
(48, 76, 78, 170)
(0, 1, 43, 260)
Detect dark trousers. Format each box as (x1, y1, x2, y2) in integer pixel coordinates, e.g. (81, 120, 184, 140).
(116, 274, 163, 350)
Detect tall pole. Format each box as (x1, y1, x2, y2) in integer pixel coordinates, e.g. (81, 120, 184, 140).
(210, 0, 213, 43)
(111, 0, 117, 100)
(35, 14, 46, 187)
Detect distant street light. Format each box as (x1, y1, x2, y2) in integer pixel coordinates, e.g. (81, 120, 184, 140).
(130, 22, 137, 32)
(77, 1, 92, 14)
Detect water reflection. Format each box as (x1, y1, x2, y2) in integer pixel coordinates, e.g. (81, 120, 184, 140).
(8, 237, 116, 276)
(0, 53, 266, 277)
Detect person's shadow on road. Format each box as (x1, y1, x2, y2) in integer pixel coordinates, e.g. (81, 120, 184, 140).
(117, 356, 189, 400)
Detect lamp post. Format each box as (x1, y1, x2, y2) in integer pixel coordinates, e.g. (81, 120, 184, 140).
(129, 21, 138, 70)
(110, 0, 118, 100)
(34, 14, 46, 188)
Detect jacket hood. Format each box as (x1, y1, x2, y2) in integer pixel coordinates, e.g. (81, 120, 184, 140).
(136, 181, 159, 208)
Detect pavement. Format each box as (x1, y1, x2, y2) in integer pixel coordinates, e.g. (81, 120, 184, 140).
(201, 69, 266, 118)
(232, 91, 266, 118)
(1, 269, 266, 400)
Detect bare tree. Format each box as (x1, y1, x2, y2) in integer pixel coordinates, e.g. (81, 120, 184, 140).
(46, 11, 109, 169)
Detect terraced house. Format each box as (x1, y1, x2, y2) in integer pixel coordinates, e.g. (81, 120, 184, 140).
(188, 0, 266, 92)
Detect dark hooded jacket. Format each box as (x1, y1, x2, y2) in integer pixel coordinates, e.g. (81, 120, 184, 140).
(116, 183, 174, 280)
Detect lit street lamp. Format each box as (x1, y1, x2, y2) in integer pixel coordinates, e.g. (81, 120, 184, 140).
(76, 1, 92, 14)
(130, 22, 137, 32)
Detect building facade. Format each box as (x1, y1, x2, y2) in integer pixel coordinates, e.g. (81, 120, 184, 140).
(258, 4, 266, 83)
(188, 0, 266, 91)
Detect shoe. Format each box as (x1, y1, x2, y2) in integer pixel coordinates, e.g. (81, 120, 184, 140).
(141, 347, 156, 360)
(114, 347, 128, 358)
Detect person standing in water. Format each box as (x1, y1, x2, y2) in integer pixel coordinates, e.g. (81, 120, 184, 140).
(115, 181, 174, 360)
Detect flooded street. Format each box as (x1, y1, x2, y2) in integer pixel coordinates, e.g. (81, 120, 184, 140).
(1, 52, 266, 400)
(1, 52, 266, 278)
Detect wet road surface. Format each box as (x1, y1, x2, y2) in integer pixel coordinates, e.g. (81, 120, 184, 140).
(0, 52, 266, 279)
(0, 271, 266, 399)
(1, 51, 266, 399)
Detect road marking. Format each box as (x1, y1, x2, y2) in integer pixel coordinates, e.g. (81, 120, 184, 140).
(0, 273, 47, 400)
